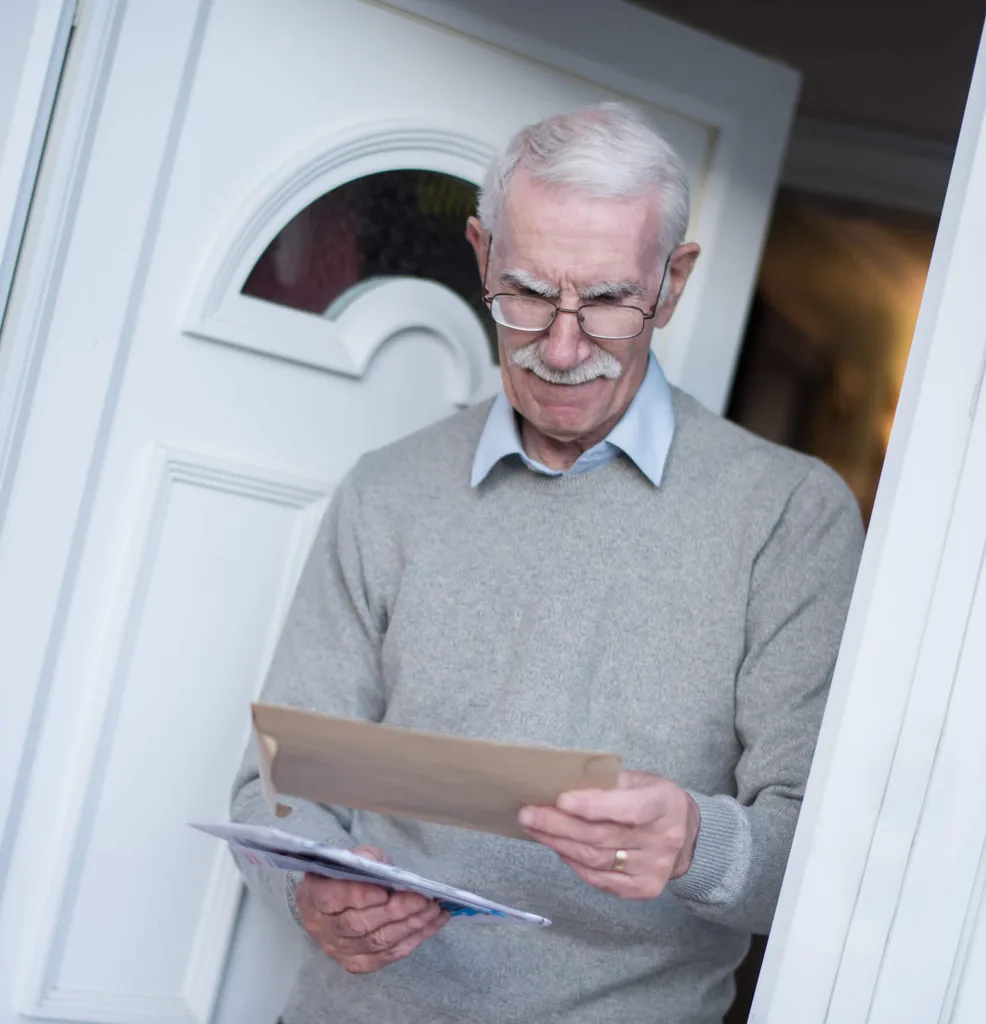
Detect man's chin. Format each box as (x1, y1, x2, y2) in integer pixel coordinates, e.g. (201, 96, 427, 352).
(525, 394, 604, 441)
(510, 371, 619, 440)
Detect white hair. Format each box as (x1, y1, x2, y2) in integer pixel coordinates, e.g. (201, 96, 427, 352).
(477, 102, 691, 265)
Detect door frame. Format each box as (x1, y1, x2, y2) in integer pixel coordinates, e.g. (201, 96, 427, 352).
(1, 1, 985, 1021)
(752, 18, 986, 1022)
(0, 0, 75, 335)
(0, 0, 111, 526)
(0, 0, 188, 917)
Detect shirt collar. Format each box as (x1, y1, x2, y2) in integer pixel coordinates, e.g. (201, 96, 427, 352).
(470, 353, 675, 487)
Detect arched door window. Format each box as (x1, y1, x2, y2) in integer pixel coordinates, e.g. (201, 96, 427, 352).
(241, 169, 497, 361)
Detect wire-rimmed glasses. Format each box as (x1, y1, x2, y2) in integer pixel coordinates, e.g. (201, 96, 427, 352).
(482, 237, 671, 342)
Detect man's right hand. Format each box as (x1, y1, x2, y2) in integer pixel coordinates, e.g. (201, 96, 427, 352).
(295, 846, 450, 974)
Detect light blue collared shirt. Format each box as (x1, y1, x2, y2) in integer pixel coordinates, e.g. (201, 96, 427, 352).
(470, 354, 675, 487)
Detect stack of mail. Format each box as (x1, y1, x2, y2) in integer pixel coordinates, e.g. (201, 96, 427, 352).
(192, 821, 552, 926)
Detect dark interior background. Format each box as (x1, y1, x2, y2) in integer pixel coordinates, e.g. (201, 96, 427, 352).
(632, 0, 984, 142)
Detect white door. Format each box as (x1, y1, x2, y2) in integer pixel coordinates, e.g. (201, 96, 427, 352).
(0, 2, 797, 1023)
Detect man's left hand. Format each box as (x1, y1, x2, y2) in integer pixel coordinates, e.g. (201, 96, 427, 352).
(518, 770, 701, 899)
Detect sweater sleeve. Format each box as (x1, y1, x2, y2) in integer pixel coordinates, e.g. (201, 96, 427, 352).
(667, 460, 864, 933)
(230, 467, 387, 925)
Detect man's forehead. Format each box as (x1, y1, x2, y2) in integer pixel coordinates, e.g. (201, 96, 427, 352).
(496, 185, 660, 274)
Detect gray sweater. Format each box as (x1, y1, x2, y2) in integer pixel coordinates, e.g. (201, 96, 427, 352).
(231, 388, 864, 1024)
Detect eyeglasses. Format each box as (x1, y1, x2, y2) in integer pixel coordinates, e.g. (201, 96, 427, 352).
(482, 237, 671, 342)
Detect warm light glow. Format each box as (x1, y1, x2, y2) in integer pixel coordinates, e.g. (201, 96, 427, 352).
(743, 199, 935, 523)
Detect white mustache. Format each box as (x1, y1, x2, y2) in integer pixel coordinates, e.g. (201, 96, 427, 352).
(508, 340, 623, 385)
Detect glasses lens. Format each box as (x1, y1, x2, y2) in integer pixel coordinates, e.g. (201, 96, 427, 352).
(491, 295, 555, 331)
(579, 305, 646, 340)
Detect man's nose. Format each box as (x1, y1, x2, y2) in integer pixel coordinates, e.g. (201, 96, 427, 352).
(540, 308, 591, 369)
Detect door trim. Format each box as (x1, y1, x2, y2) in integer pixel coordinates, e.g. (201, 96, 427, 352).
(0, 0, 76, 333)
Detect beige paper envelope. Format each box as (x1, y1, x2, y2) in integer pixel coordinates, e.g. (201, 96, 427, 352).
(251, 702, 622, 841)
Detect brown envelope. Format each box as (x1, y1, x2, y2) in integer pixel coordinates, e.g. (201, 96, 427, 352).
(251, 702, 622, 841)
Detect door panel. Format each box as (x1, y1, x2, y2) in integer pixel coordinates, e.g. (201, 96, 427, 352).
(0, 2, 797, 1022)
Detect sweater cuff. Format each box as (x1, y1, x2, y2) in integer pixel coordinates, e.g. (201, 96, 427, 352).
(667, 791, 752, 908)
(285, 870, 305, 927)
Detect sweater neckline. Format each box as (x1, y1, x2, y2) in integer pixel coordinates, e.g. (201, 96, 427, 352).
(478, 452, 662, 497)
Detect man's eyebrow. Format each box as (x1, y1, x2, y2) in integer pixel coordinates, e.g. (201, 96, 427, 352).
(578, 280, 646, 301)
(499, 268, 560, 298)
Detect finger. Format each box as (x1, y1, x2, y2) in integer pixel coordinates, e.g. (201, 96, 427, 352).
(554, 779, 673, 825)
(519, 806, 635, 848)
(334, 902, 443, 954)
(332, 889, 434, 937)
(304, 874, 390, 915)
(332, 893, 438, 940)
(303, 844, 398, 915)
(340, 911, 449, 974)
(525, 830, 632, 873)
(558, 854, 671, 901)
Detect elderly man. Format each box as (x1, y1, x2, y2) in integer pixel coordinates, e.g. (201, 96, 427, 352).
(232, 103, 863, 1023)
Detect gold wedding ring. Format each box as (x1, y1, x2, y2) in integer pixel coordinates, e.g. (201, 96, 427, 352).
(612, 848, 628, 873)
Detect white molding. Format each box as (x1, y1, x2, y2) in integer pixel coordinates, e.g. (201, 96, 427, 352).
(180, 847, 245, 1024)
(781, 116, 954, 215)
(860, 389, 986, 1022)
(30, 990, 199, 1024)
(752, 24, 986, 1024)
(182, 122, 497, 402)
(20, 446, 328, 1024)
(163, 449, 329, 508)
(946, 809, 986, 1021)
(0, 0, 75, 328)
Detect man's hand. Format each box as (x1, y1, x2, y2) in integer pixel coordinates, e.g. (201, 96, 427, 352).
(295, 846, 450, 974)
(518, 771, 701, 899)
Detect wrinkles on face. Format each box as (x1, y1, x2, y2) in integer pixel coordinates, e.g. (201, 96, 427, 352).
(491, 174, 664, 467)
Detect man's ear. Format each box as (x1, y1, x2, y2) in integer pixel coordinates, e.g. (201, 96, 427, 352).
(465, 216, 489, 280)
(655, 242, 701, 327)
